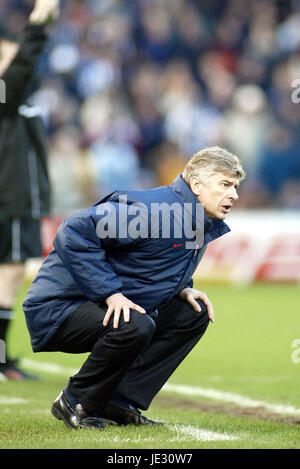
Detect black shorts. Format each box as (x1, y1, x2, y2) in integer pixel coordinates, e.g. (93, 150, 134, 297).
(0, 217, 42, 263)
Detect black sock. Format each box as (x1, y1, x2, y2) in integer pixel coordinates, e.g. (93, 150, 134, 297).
(63, 388, 79, 410)
(109, 392, 139, 412)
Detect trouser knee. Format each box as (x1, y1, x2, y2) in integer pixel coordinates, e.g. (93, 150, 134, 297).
(126, 311, 156, 349)
(176, 299, 210, 337)
(192, 300, 210, 331)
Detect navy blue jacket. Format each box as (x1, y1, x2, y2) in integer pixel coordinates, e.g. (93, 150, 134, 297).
(23, 175, 230, 352)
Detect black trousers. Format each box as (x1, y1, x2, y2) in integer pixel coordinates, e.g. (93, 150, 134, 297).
(45, 296, 210, 414)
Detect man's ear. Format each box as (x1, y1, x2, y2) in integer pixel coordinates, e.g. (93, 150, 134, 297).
(189, 177, 203, 197)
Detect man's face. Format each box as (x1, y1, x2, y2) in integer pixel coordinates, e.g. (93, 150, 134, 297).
(0, 39, 19, 76)
(191, 172, 240, 220)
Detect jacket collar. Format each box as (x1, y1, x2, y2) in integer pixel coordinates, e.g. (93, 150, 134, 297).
(169, 174, 231, 242)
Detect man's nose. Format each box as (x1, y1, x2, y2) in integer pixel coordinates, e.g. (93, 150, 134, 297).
(231, 188, 239, 200)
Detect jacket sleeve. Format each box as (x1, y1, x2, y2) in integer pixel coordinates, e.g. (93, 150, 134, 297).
(0, 23, 47, 121)
(176, 278, 193, 299)
(53, 204, 138, 303)
(185, 278, 194, 289)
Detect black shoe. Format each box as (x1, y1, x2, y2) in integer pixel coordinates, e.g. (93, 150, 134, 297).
(51, 391, 106, 430)
(103, 402, 164, 426)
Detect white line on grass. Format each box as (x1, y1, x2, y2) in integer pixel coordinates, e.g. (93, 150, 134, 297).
(68, 425, 238, 443)
(162, 383, 300, 417)
(21, 358, 78, 376)
(0, 396, 28, 405)
(21, 358, 300, 418)
(169, 424, 237, 441)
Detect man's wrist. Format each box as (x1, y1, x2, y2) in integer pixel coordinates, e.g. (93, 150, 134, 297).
(178, 288, 189, 299)
(179, 287, 195, 299)
(106, 292, 122, 302)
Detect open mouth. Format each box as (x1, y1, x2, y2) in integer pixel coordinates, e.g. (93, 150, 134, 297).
(221, 205, 232, 214)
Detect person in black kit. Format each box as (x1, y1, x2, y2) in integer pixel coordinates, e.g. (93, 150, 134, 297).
(0, 0, 59, 380)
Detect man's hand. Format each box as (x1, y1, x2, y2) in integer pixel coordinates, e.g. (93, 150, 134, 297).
(29, 0, 60, 25)
(104, 293, 146, 329)
(178, 288, 214, 322)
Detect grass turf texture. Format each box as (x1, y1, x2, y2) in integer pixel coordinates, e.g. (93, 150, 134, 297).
(0, 282, 299, 449)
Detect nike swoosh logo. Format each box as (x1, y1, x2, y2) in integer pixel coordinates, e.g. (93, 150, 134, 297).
(173, 243, 183, 248)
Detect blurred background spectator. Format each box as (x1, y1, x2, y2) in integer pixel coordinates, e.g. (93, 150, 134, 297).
(1, 0, 300, 215)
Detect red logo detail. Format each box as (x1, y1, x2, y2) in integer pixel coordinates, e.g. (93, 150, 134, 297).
(173, 243, 183, 248)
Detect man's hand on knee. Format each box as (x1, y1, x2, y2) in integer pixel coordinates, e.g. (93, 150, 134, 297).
(104, 293, 146, 329)
(178, 288, 214, 323)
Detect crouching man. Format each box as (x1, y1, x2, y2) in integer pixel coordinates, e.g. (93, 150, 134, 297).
(23, 146, 245, 430)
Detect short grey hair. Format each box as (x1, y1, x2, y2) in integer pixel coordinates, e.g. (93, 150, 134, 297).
(182, 146, 246, 186)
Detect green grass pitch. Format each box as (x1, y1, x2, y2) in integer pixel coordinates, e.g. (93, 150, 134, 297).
(0, 281, 299, 449)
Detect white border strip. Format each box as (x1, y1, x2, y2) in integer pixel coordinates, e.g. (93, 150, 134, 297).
(21, 358, 78, 376)
(0, 396, 28, 404)
(162, 383, 300, 417)
(169, 424, 237, 441)
(20, 359, 300, 417)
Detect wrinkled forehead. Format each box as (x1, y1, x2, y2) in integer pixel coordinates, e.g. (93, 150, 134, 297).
(210, 172, 240, 185)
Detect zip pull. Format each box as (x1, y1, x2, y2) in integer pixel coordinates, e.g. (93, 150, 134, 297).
(194, 244, 199, 257)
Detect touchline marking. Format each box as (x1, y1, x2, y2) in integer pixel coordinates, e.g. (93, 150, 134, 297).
(21, 358, 78, 376)
(21, 359, 300, 417)
(0, 396, 28, 405)
(169, 424, 237, 441)
(67, 425, 238, 443)
(162, 383, 300, 417)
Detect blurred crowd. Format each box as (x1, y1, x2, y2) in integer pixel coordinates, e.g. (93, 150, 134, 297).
(1, 0, 300, 215)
